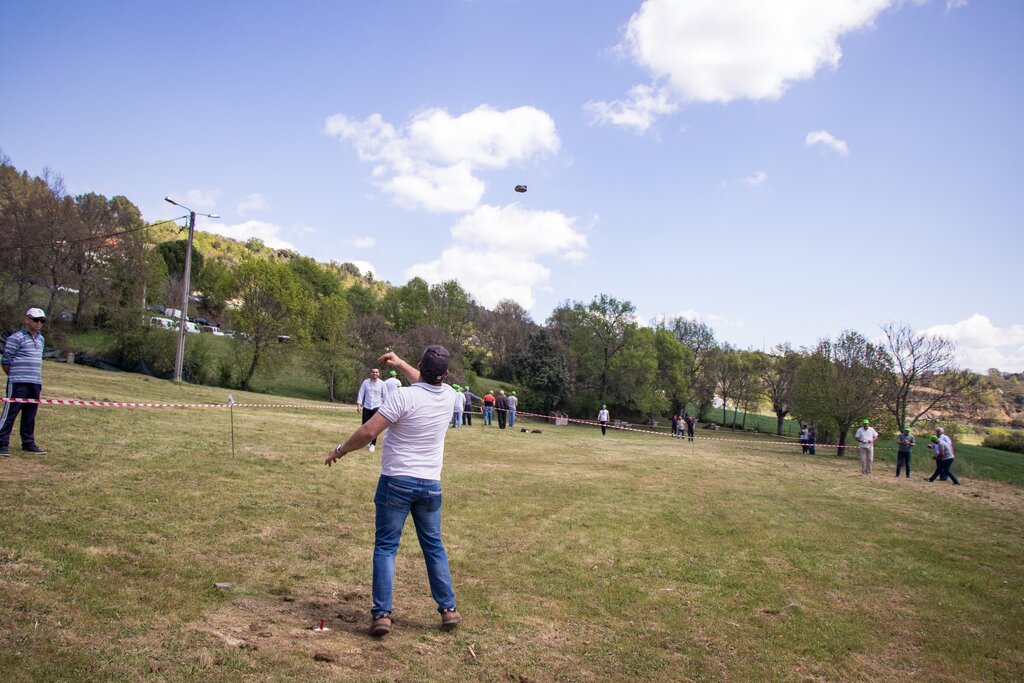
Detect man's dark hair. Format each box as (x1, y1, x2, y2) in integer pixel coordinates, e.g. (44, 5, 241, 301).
(419, 345, 450, 385)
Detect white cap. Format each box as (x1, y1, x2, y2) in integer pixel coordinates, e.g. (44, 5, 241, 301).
(26, 307, 46, 319)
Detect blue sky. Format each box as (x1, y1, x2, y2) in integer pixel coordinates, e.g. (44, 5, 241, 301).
(3, 0, 1022, 371)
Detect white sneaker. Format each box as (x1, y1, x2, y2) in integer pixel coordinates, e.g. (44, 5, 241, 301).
(368, 443, 376, 452)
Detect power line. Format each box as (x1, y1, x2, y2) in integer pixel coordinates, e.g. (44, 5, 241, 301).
(8, 215, 188, 250)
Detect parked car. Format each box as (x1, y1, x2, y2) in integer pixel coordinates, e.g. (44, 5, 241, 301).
(221, 330, 236, 338)
(277, 335, 292, 343)
(193, 316, 212, 327)
(201, 325, 224, 336)
(149, 316, 175, 329)
(174, 320, 200, 334)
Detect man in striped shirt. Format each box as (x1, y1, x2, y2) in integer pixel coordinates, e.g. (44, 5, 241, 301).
(1, 307, 48, 456)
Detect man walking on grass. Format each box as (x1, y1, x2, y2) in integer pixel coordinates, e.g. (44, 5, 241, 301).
(326, 346, 461, 637)
(1, 308, 48, 457)
(356, 367, 387, 452)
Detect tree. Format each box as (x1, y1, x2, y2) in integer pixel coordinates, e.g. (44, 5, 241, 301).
(549, 294, 637, 408)
(653, 327, 693, 415)
(759, 345, 803, 435)
(659, 317, 718, 419)
(288, 255, 341, 300)
(381, 276, 429, 332)
(511, 327, 571, 414)
(427, 279, 474, 341)
(880, 322, 983, 430)
(794, 331, 891, 456)
(478, 299, 534, 381)
(310, 294, 354, 402)
(229, 257, 312, 389)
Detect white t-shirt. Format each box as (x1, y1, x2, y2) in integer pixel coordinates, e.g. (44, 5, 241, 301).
(384, 377, 402, 395)
(377, 382, 456, 480)
(453, 391, 465, 412)
(855, 426, 879, 448)
(598, 409, 609, 422)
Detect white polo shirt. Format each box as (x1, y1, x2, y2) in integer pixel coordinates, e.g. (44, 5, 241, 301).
(377, 382, 456, 480)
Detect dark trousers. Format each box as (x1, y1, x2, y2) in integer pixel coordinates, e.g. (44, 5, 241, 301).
(497, 409, 506, 429)
(600, 420, 607, 435)
(896, 451, 911, 478)
(0, 381, 42, 448)
(464, 409, 472, 426)
(930, 458, 960, 484)
(362, 407, 380, 446)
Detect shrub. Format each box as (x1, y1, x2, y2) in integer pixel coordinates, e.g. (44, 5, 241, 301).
(982, 429, 1024, 454)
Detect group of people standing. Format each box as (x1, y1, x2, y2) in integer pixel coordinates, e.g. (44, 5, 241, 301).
(857, 419, 960, 484)
(798, 425, 817, 455)
(670, 413, 696, 441)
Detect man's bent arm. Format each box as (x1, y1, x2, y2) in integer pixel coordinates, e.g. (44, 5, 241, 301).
(377, 352, 420, 384)
(326, 412, 392, 465)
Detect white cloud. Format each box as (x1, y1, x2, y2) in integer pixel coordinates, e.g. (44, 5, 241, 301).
(349, 260, 377, 278)
(946, 0, 968, 11)
(591, 0, 900, 130)
(924, 314, 1024, 372)
(742, 170, 768, 187)
(584, 84, 679, 134)
(352, 236, 376, 249)
(805, 129, 850, 157)
(236, 193, 269, 215)
(406, 203, 586, 309)
(168, 189, 219, 213)
(675, 308, 746, 329)
(199, 219, 296, 251)
(325, 105, 559, 212)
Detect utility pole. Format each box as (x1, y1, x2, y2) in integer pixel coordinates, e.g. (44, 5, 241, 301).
(164, 197, 218, 382)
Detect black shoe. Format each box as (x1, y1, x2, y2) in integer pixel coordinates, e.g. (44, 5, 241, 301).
(0, 446, 9, 457)
(23, 445, 47, 454)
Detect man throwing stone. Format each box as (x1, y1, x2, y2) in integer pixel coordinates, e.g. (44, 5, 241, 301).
(326, 346, 461, 637)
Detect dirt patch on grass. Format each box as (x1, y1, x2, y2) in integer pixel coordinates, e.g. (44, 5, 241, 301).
(0, 458, 67, 482)
(189, 586, 458, 678)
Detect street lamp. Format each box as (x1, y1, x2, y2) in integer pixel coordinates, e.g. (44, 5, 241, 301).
(164, 197, 219, 382)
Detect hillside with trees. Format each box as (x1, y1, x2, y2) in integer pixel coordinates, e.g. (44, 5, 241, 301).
(2, 158, 1022, 451)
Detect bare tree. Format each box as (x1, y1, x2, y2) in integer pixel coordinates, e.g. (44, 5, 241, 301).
(880, 322, 983, 429)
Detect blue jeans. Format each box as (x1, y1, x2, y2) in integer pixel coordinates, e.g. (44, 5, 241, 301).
(372, 475, 456, 618)
(483, 406, 493, 424)
(452, 411, 463, 429)
(509, 410, 515, 427)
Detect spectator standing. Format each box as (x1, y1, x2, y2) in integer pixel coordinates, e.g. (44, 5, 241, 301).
(325, 346, 462, 636)
(799, 425, 809, 454)
(507, 391, 518, 427)
(896, 426, 915, 478)
(452, 385, 465, 430)
(684, 413, 696, 441)
(462, 387, 478, 426)
(482, 390, 495, 425)
(1, 308, 48, 456)
(495, 390, 509, 429)
(855, 418, 879, 475)
(384, 370, 402, 395)
(598, 405, 610, 435)
(356, 368, 387, 452)
(807, 426, 816, 455)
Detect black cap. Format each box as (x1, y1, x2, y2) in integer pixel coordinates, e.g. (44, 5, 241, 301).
(419, 345, 450, 384)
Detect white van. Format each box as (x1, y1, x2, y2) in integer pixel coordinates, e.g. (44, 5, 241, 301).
(174, 320, 200, 334)
(150, 316, 175, 329)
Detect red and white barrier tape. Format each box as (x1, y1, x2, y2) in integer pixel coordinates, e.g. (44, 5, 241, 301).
(2, 397, 900, 452)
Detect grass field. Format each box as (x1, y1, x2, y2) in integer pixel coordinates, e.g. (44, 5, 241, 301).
(2, 363, 1023, 681)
